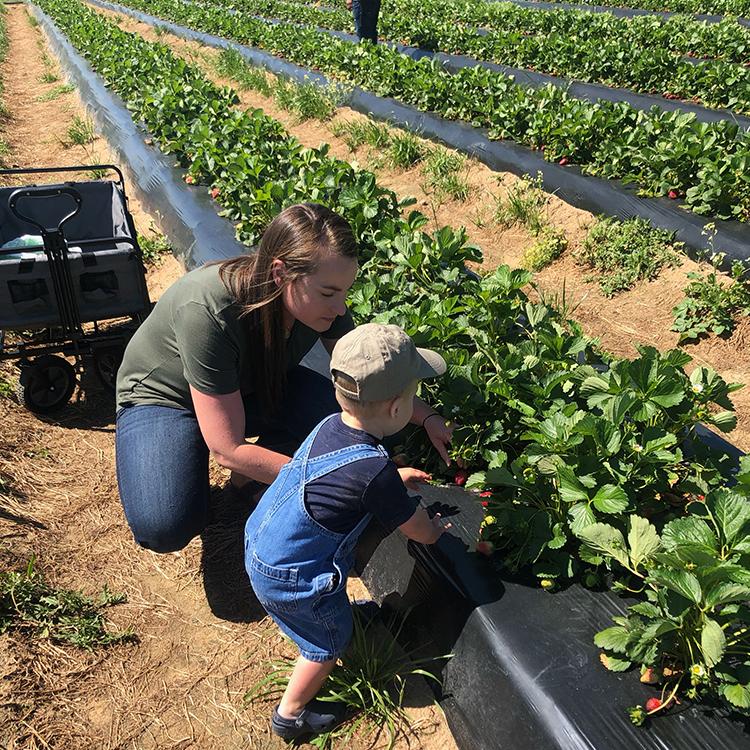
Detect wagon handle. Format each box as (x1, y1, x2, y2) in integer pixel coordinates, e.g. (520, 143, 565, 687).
(8, 186, 82, 234)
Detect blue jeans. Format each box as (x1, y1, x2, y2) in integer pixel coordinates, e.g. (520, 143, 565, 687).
(115, 366, 340, 553)
(352, 0, 380, 43)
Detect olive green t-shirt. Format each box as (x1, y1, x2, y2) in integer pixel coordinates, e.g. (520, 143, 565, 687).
(116, 264, 353, 411)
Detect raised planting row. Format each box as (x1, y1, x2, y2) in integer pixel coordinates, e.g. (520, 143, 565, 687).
(91, 0, 750, 223)
(534, 0, 750, 16)
(208, 0, 750, 114)
(38, 0, 750, 721)
(318, 0, 750, 63)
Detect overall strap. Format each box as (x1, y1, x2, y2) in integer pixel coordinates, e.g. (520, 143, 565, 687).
(295, 413, 339, 465)
(303, 442, 389, 486)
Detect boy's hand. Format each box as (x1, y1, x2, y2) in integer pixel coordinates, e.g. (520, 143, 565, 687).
(345, 0, 352, 8)
(397, 467, 431, 491)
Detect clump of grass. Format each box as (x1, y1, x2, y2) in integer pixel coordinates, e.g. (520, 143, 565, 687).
(138, 230, 172, 266)
(421, 148, 469, 201)
(387, 129, 425, 169)
(576, 216, 682, 297)
(522, 226, 568, 271)
(36, 83, 74, 102)
(273, 78, 341, 123)
(38, 70, 59, 84)
(215, 47, 273, 96)
(332, 118, 390, 152)
(66, 115, 96, 146)
(0, 558, 136, 650)
(246, 606, 446, 748)
(495, 173, 548, 235)
(0, 372, 14, 399)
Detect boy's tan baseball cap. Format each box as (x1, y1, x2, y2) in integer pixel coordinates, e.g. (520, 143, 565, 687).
(330, 323, 446, 402)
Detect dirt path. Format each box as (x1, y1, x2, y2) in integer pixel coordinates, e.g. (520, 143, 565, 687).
(89, 2, 750, 452)
(0, 5, 455, 749)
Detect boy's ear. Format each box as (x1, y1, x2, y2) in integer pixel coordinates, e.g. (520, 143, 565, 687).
(388, 395, 403, 419)
(271, 259, 286, 287)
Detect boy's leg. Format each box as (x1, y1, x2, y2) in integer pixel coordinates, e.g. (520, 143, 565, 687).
(277, 656, 337, 719)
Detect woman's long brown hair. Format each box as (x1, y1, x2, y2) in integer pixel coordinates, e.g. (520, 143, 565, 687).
(218, 203, 357, 415)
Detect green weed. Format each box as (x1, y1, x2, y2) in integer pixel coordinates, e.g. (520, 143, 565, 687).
(421, 148, 469, 202)
(0, 558, 136, 650)
(38, 70, 59, 84)
(495, 173, 548, 234)
(0, 373, 13, 399)
(332, 118, 390, 152)
(387, 129, 425, 169)
(246, 606, 447, 749)
(672, 260, 750, 342)
(36, 83, 74, 102)
(273, 78, 341, 123)
(138, 231, 172, 266)
(522, 226, 568, 271)
(576, 216, 682, 297)
(215, 47, 273, 96)
(532, 279, 585, 322)
(66, 115, 96, 146)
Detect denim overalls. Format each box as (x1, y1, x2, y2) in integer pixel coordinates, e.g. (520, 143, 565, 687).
(244, 415, 389, 662)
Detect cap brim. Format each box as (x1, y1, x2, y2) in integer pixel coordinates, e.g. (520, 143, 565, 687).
(415, 347, 447, 379)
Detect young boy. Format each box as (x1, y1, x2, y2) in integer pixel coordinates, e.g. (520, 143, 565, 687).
(244, 323, 449, 741)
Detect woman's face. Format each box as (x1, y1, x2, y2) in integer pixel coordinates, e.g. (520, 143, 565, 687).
(278, 252, 359, 333)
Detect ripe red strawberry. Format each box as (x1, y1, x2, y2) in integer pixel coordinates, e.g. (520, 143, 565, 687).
(481, 500, 489, 508)
(210, 187, 220, 200)
(645, 697, 662, 713)
(454, 468, 469, 486)
(479, 491, 492, 497)
(476, 540, 495, 556)
(558, 157, 569, 166)
(185, 175, 195, 185)
(668, 189, 679, 199)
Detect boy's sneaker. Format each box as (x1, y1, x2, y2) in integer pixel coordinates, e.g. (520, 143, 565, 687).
(271, 700, 347, 741)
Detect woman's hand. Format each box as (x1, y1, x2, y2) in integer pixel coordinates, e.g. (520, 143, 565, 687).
(397, 466, 432, 491)
(423, 414, 455, 467)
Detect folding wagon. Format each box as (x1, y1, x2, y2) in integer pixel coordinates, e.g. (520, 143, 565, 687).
(0, 166, 151, 414)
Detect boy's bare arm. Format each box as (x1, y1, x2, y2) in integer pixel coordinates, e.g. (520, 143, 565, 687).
(398, 507, 450, 544)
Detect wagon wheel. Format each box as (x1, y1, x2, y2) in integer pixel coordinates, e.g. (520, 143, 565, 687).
(20, 355, 77, 414)
(93, 345, 125, 393)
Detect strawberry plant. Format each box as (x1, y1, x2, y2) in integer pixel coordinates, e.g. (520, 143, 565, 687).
(110, 0, 750, 222)
(577, 478, 750, 721)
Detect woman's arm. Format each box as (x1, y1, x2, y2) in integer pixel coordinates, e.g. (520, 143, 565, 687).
(190, 386, 289, 484)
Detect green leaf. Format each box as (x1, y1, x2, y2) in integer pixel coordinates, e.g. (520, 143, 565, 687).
(704, 583, 750, 609)
(557, 466, 588, 503)
(709, 410, 737, 433)
(722, 683, 750, 709)
(627, 516, 660, 570)
(648, 568, 702, 605)
(577, 523, 629, 568)
(629, 601, 661, 618)
(661, 517, 718, 553)
(601, 653, 632, 672)
(591, 485, 629, 514)
(594, 626, 630, 654)
(701, 618, 726, 668)
(712, 490, 750, 546)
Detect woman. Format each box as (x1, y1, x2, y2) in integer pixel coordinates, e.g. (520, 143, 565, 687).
(115, 203, 454, 553)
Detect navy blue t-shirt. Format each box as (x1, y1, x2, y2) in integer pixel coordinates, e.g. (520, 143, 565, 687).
(304, 415, 419, 534)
